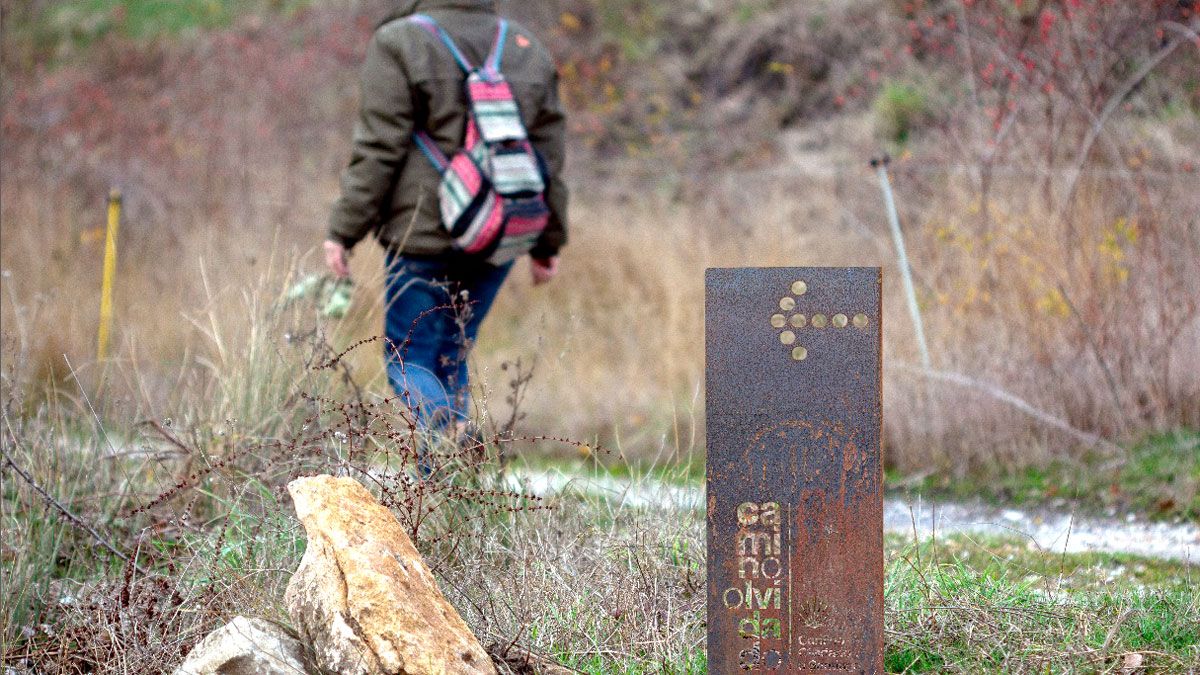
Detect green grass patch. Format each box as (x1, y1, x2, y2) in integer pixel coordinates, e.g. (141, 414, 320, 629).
(3, 0, 311, 66)
(873, 79, 934, 145)
(510, 451, 705, 487)
(52, 0, 242, 42)
(556, 650, 707, 674)
(884, 534, 1198, 672)
(895, 429, 1200, 521)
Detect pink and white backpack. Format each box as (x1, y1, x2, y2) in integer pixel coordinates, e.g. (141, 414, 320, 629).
(409, 14, 550, 264)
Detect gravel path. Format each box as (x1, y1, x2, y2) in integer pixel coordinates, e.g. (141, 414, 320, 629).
(510, 469, 1199, 564)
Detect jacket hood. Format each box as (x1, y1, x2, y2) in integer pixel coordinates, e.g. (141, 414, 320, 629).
(380, 0, 494, 25)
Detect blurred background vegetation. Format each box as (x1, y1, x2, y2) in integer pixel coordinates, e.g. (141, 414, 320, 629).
(1, 0, 1198, 669)
(4, 0, 1196, 497)
(2, 0, 1200, 497)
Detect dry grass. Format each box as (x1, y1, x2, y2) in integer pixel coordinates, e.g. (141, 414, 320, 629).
(8, 153, 1196, 477)
(2, 0, 1197, 475)
(3, 388, 1196, 671)
(478, 159, 1200, 477)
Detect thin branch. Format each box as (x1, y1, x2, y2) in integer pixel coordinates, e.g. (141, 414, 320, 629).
(1100, 607, 1135, 658)
(1, 414, 151, 577)
(893, 363, 1126, 457)
(1058, 23, 1193, 216)
(1056, 282, 1133, 434)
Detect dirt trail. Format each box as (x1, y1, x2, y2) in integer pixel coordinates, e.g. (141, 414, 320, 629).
(510, 469, 1199, 564)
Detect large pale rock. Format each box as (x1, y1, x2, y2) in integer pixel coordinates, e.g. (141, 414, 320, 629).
(175, 616, 310, 675)
(285, 475, 495, 675)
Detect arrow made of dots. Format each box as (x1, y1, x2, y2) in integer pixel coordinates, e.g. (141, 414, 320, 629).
(770, 280, 870, 361)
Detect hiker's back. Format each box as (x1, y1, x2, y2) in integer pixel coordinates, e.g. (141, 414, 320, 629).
(351, 3, 561, 257)
(328, 0, 568, 263)
(381, 8, 557, 164)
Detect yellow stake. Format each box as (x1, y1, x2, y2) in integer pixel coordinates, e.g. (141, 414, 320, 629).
(97, 189, 121, 361)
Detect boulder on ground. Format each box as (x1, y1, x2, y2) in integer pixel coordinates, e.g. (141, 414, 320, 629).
(175, 615, 310, 675)
(285, 475, 495, 675)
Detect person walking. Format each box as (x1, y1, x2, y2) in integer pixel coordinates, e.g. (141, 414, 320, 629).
(323, 0, 567, 439)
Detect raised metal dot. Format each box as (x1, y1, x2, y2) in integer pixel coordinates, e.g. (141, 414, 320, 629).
(791, 346, 808, 361)
(832, 313, 848, 328)
(770, 314, 786, 328)
(812, 314, 828, 328)
(790, 314, 807, 328)
(779, 331, 796, 345)
(779, 297, 796, 311)
(791, 280, 808, 296)
(853, 313, 869, 328)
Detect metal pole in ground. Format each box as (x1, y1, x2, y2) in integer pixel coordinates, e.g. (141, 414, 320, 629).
(97, 189, 121, 361)
(871, 155, 932, 370)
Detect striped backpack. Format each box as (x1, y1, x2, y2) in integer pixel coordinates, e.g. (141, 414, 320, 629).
(409, 14, 550, 265)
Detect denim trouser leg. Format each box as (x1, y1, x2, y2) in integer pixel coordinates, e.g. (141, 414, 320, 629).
(384, 253, 512, 429)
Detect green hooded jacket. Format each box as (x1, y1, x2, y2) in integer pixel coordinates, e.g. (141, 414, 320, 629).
(327, 0, 568, 259)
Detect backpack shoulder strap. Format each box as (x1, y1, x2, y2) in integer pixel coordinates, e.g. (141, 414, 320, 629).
(408, 14, 474, 73)
(412, 130, 449, 172)
(483, 19, 509, 79)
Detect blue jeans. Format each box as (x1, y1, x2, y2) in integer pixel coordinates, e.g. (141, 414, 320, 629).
(384, 253, 512, 429)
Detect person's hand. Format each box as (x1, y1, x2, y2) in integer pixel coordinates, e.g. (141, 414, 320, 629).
(531, 256, 559, 285)
(324, 240, 350, 279)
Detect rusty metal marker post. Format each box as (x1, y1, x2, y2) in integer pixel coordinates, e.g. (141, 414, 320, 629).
(706, 267, 883, 674)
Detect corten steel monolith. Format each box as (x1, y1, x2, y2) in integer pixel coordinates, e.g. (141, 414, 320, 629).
(706, 268, 883, 674)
